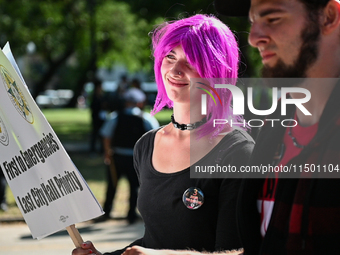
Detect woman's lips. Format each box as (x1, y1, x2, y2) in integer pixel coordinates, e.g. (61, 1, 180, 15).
(167, 78, 188, 87)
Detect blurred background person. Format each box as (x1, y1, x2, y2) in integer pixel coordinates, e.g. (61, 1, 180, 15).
(129, 79, 144, 108)
(0, 171, 7, 211)
(117, 75, 129, 97)
(98, 86, 159, 223)
(89, 79, 107, 154)
(130, 78, 142, 90)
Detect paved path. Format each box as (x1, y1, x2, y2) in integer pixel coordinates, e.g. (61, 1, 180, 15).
(0, 219, 144, 255)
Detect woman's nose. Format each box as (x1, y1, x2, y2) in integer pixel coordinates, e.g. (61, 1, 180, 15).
(170, 61, 185, 77)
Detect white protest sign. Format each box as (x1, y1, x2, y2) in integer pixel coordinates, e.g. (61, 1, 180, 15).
(0, 43, 104, 240)
(2, 43, 27, 88)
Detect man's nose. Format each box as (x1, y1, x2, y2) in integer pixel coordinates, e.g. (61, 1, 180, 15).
(248, 22, 270, 49)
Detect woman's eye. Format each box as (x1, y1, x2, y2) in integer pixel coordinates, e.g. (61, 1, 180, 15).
(166, 54, 176, 60)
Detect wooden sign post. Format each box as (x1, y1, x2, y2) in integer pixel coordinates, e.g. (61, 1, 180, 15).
(66, 224, 84, 247)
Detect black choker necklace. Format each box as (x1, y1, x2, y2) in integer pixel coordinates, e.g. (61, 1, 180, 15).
(171, 114, 206, 131)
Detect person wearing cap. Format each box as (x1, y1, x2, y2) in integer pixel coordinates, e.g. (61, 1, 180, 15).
(72, 14, 254, 255)
(213, 0, 340, 254)
(97, 86, 159, 224)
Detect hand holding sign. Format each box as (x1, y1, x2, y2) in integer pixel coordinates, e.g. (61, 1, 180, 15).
(72, 241, 103, 255)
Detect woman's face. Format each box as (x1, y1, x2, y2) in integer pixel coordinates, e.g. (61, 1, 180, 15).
(161, 45, 201, 104)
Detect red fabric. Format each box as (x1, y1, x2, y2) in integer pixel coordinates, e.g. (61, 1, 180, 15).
(258, 115, 318, 236)
(279, 117, 318, 167)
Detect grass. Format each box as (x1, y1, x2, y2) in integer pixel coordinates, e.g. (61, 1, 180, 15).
(0, 107, 172, 220)
(42, 107, 172, 142)
(42, 108, 92, 143)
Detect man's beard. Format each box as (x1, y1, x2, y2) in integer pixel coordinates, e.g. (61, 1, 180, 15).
(261, 17, 321, 79)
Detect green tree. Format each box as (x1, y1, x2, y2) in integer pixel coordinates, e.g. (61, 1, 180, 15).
(0, 0, 154, 106)
(117, 0, 261, 77)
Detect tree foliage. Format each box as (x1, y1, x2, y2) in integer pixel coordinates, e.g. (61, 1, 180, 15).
(0, 0, 154, 105)
(0, 0, 260, 107)
(118, 0, 261, 77)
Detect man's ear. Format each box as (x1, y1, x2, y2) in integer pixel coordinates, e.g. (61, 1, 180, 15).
(321, 0, 340, 35)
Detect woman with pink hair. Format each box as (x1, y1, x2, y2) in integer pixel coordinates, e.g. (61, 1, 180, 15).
(72, 14, 253, 255)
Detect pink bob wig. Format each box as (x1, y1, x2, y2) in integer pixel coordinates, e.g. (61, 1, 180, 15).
(151, 14, 241, 137)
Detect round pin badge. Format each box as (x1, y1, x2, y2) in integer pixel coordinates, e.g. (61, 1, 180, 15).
(182, 187, 204, 210)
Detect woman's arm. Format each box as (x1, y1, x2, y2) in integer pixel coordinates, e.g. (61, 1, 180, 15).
(72, 239, 144, 255)
(122, 246, 243, 255)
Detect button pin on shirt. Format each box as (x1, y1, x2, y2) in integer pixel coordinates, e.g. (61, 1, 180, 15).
(182, 187, 204, 210)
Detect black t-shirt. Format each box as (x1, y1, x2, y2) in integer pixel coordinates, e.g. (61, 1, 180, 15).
(104, 128, 254, 254)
